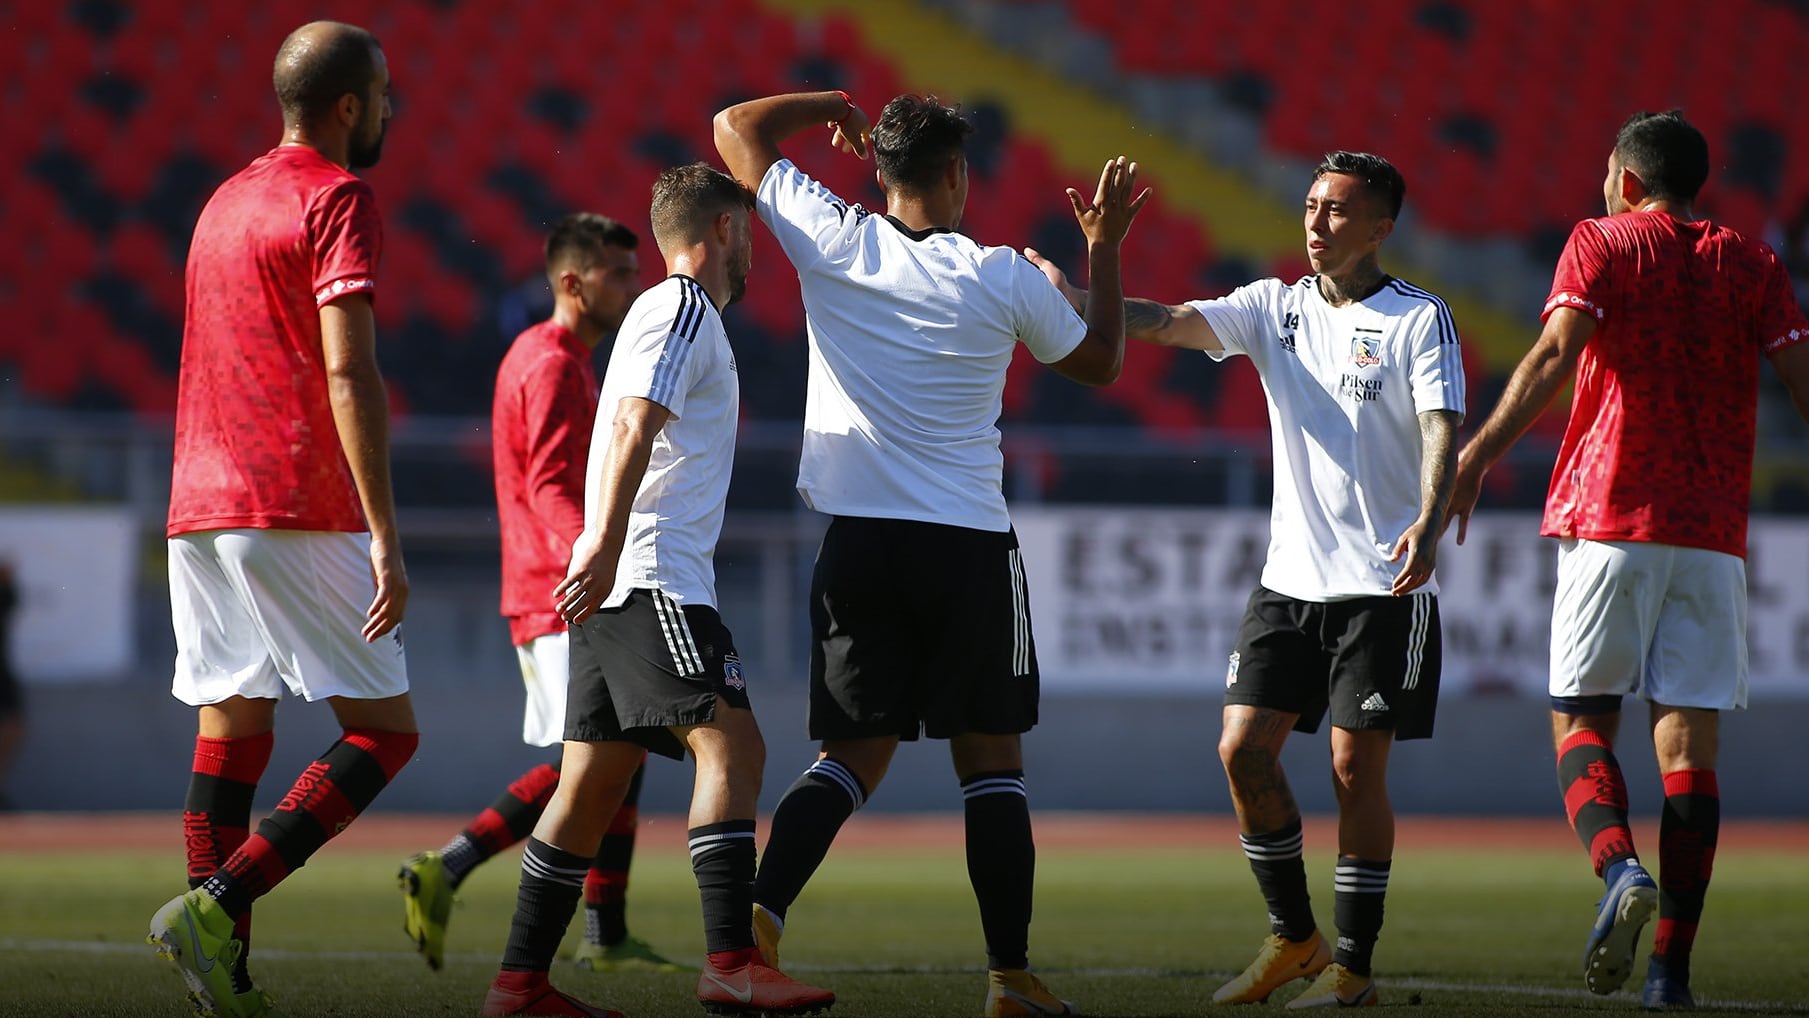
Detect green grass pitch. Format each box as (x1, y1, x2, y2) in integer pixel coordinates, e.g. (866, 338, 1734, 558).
(1, 822, 1803, 1017)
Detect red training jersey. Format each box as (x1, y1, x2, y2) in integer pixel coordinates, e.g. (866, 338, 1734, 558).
(1540, 210, 1809, 557)
(493, 320, 599, 645)
(167, 146, 383, 537)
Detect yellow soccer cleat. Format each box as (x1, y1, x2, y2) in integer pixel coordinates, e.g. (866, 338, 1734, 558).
(1212, 931, 1332, 1005)
(147, 889, 245, 1018)
(572, 934, 691, 972)
(399, 851, 456, 971)
(984, 968, 1078, 1017)
(235, 986, 288, 1018)
(751, 903, 784, 969)
(1285, 962, 1378, 1008)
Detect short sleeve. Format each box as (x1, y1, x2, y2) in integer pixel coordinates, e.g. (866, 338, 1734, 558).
(1407, 299, 1466, 415)
(610, 284, 713, 420)
(1757, 247, 1809, 356)
(756, 159, 864, 272)
(1187, 279, 1280, 362)
(1543, 220, 1611, 322)
(1011, 256, 1087, 363)
(309, 178, 382, 307)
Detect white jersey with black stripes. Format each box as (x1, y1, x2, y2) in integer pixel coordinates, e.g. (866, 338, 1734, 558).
(588, 273, 739, 608)
(1189, 274, 1466, 601)
(755, 158, 1087, 533)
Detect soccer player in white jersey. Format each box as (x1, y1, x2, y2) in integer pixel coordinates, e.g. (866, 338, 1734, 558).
(479, 164, 833, 1018)
(715, 91, 1147, 1017)
(1034, 151, 1465, 1009)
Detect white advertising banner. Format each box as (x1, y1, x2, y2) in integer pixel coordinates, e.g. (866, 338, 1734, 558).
(1014, 507, 1809, 698)
(0, 505, 138, 681)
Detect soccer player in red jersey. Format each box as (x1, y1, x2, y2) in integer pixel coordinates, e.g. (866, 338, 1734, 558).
(145, 21, 419, 1018)
(1447, 110, 1809, 1009)
(399, 214, 682, 974)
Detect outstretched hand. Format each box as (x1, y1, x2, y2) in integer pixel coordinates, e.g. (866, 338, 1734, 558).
(1068, 156, 1152, 247)
(829, 103, 872, 160)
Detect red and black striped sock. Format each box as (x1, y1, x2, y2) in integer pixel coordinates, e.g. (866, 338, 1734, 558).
(185, 732, 273, 994)
(442, 762, 561, 888)
(203, 728, 416, 919)
(1653, 769, 1719, 981)
(585, 758, 645, 947)
(1557, 730, 1639, 877)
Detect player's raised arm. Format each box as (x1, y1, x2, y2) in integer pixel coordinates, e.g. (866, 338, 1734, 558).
(1030, 157, 1151, 385)
(713, 91, 872, 189)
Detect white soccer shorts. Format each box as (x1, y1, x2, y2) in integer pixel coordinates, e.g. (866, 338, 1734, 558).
(515, 630, 570, 747)
(169, 529, 409, 705)
(1549, 538, 1747, 710)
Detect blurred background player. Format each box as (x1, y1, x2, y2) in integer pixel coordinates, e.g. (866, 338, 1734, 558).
(399, 213, 683, 975)
(1446, 110, 1809, 1010)
(1035, 151, 1465, 1008)
(480, 163, 832, 1018)
(0, 560, 23, 811)
(714, 90, 1146, 1017)
(145, 20, 420, 1018)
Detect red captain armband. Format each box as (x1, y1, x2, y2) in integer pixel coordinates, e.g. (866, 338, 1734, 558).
(832, 90, 855, 123)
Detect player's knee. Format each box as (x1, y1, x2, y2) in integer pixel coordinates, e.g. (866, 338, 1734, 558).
(1220, 736, 1279, 786)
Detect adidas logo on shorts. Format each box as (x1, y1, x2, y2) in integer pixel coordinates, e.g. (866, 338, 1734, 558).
(1360, 692, 1389, 712)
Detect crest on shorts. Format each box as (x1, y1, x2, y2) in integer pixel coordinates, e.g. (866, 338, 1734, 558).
(722, 653, 746, 691)
(1350, 337, 1382, 366)
(1225, 651, 1240, 688)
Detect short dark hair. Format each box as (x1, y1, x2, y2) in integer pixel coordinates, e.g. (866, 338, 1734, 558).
(872, 95, 975, 193)
(1613, 110, 1709, 204)
(273, 21, 381, 126)
(544, 213, 638, 280)
(649, 163, 755, 249)
(1313, 151, 1406, 219)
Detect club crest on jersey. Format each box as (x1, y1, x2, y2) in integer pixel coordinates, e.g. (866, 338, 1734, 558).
(722, 654, 746, 691)
(1225, 651, 1240, 688)
(1350, 337, 1382, 366)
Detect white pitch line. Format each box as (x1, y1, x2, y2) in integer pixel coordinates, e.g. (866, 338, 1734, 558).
(3, 939, 1803, 1014)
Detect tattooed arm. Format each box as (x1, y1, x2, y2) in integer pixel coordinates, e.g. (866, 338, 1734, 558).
(1022, 248, 1224, 352)
(1389, 408, 1463, 596)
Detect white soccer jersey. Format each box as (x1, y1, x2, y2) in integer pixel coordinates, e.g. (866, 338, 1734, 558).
(757, 159, 1087, 532)
(587, 274, 739, 608)
(1191, 275, 1465, 601)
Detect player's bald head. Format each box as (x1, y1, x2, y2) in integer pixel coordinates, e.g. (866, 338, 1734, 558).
(273, 21, 382, 128)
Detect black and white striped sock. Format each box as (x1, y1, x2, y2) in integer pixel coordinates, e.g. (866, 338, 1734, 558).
(500, 837, 589, 972)
(963, 770, 1034, 972)
(752, 757, 867, 921)
(1239, 820, 1316, 942)
(1332, 855, 1390, 976)
(689, 820, 758, 955)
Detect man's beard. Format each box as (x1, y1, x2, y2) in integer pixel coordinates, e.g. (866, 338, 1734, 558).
(726, 251, 750, 306)
(349, 122, 387, 170)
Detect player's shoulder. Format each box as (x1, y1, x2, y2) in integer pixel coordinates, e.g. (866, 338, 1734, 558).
(503, 320, 579, 362)
(1701, 219, 1782, 263)
(626, 275, 716, 331)
(1225, 274, 1299, 305)
(1379, 276, 1452, 313)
